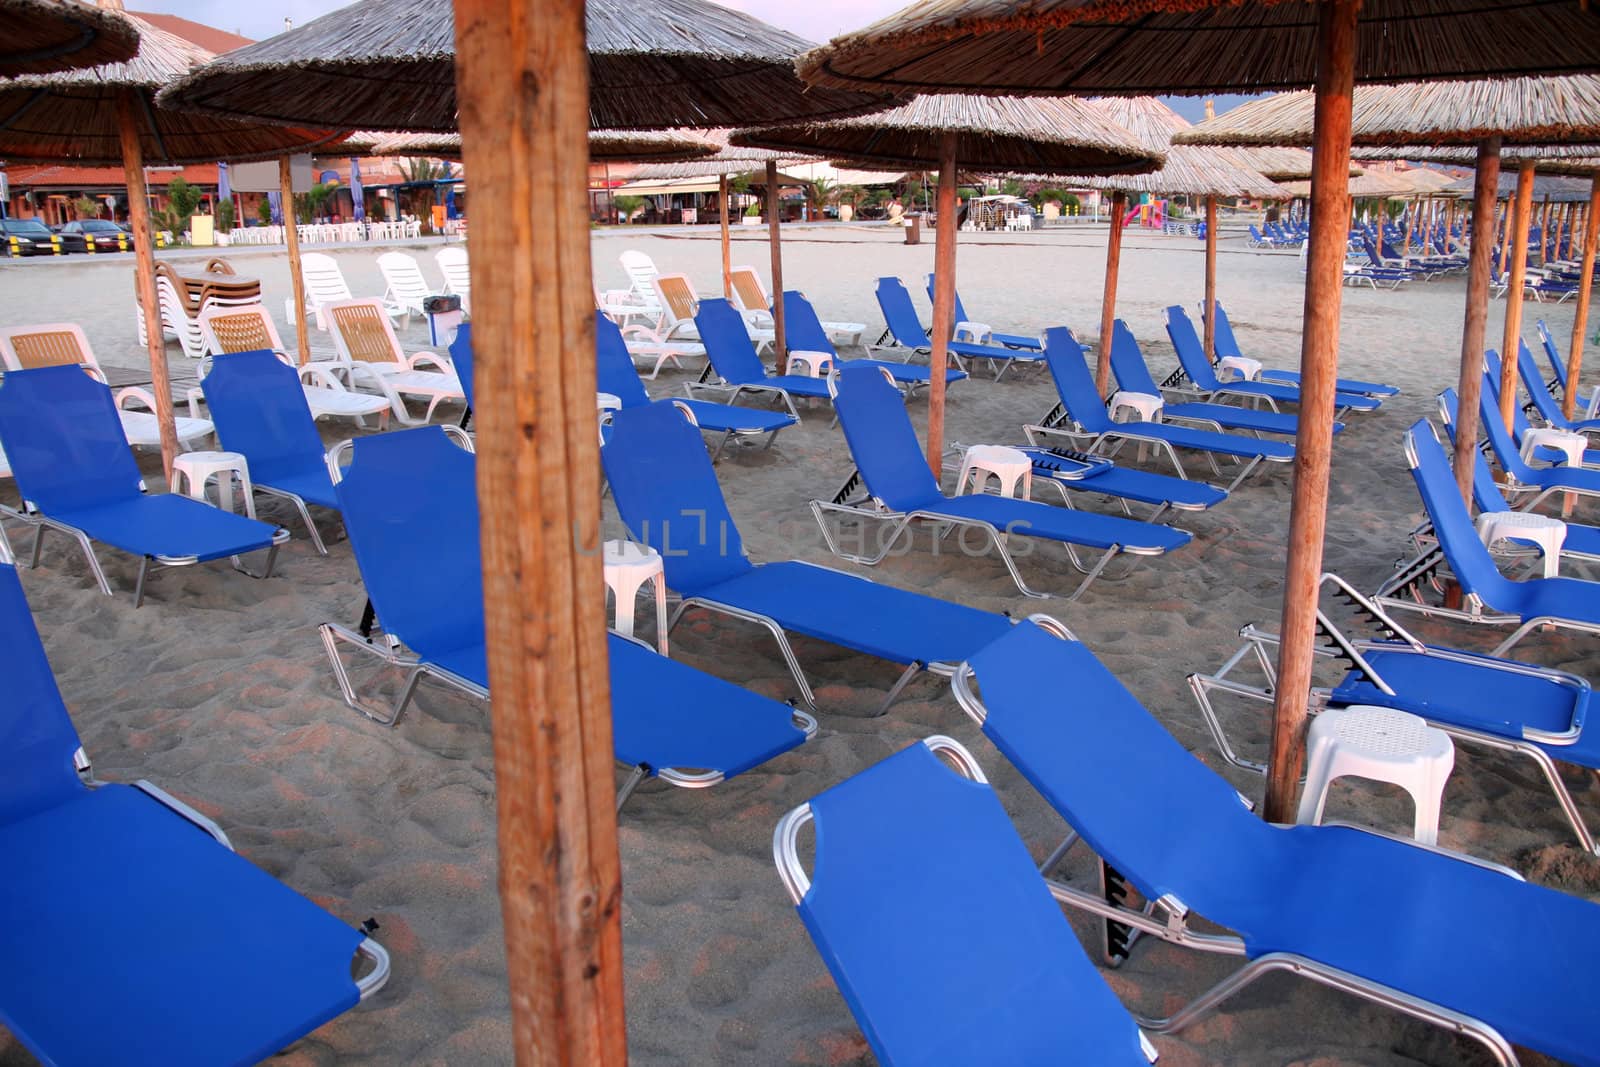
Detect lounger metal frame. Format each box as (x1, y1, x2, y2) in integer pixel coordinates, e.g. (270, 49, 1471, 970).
(1024, 415, 1272, 494)
(670, 393, 788, 462)
(977, 443, 1216, 526)
(1437, 392, 1600, 514)
(949, 619, 1532, 1067)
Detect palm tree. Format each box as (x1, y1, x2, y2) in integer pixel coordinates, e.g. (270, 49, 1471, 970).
(397, 157, 457, 233)
(805, 176, 836, 219)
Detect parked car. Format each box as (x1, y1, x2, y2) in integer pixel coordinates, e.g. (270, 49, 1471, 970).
(57, 218, 131, 253)
(1, 218, 60, 256)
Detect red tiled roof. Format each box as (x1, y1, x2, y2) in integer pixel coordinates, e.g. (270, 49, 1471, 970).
(5, 163, 221, 188)
(127, 11, 253, 54)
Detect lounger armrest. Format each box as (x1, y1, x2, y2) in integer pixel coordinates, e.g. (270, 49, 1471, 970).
(183, 387, 205, 420)
(1022, 422, 1095, 448)
(131, 779, 233, 848)
(405, 351, 455, 376)
(114, 385, 160, 414)
(683, 380, 735, 399)
(300, 364, 352, 393)
(1316, 821, 1526, 880)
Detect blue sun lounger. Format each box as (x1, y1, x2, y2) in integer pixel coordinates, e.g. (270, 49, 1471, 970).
(1537, 319, 1599, 416)
(1007, 444, 1228, 521)
(1107, 320, 1316, 438)
(692, 297, 836, 419)
(1485, 349, 1600, 467)
(596, 312, 794, 460)
(952, 619, 1600, 1067)
(923, 274, 1043, 351)
(781, 290, 967, 399)
(602, 401, 1015, 712)
(1470, 371, 1600, 507)
(875, 277, 1044, 380)
(448, 322, 475, 429)
(1516, 340, 1600, 435)
(1209, 303, 1397, 397)
(1166, 306, 1380, 414)
(1030, 326, 1294, 492)
(320, 425, 815, 805)
(202, 349, 343, 555)
(1191, 569, 1600, 853)
(774, 735, 1156, 1066)
(816, 364, 1190, 600)
(1374, 420, 1600, 656)
(0, 365, 288, 605)
(0, 557, 388, 1066)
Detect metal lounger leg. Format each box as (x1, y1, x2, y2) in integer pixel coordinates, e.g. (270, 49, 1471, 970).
(132, 557, 152, 608)
(669, 599, 817, 712)
(874, 660, 923, 716)
(230, 540, 282, 580)
(615, 765, 649, 811)
(320, 621, 422, 727)
(1221, 454, 1265, 493)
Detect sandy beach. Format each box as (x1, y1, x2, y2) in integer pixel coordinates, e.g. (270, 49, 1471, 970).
(2, 221, 1597, 1066)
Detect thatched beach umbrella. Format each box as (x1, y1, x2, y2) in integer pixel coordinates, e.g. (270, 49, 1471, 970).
(1233, 145, 1360, 182)
(1, 0, 137, 75)
(0, 13, 341, 478)
(160, 0, 898, 1059)
(732, 92, 1161, 471)
(1063, 96, 1285, 380)
(368, 129, 720, 163)
(795, 0, 1600, 827)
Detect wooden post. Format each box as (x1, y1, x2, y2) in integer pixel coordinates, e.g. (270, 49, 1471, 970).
(1095, 188, 1127, 396)
(764, 161, 786, 362)
(1565, 172, 1600, 420)
(1264, 0, 1358, 825)
(1450, 138, 1502, 505)
(1202, 194, 1218, 360)
(1539, 197, 1552, 264)
(280, 155, 311, 365)
(718, 174, 731, 300)
(1498, 161, 1537, 431)
(1499, 195, 1514, 276)
(1446, 198, 1456, 251)
(116, 91, 178, 483)
(1402, 196, 1414, 262)
(1553, 201, 1569, 265)
(452, 0, 627, 1061)
(926, 133, 959, 474)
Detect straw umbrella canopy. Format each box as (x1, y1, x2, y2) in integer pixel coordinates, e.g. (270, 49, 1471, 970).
(1231, 145, 1359, 182)
(734, 93, 1161, 471)
(0, 13, 342, 479)
(1, 0, 137, 76)
(1062, 96, 1287, 375)
(157, 0, 888, 133)
(1273, 169, 1409, 199)
(793, 0, 1600, 829)
(367, 129, 720, 163)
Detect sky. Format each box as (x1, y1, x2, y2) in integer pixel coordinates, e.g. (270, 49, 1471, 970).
(139, 0, 1256, 123)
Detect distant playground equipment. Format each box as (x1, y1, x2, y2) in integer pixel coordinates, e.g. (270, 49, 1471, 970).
(1122, 194, 1167, 230)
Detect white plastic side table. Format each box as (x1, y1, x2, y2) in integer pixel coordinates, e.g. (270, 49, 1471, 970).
(1109, 390, 1164, 424)
(786, 350, 834, 378)
(1216, 355, 1263, 383)
(1297, 705, 1456, 846)
(604, 539, 668, 654)
(1520, 426, 1587, 468)
(171, 450, 255, 518)
(1477, 510, 1566, 578)
(954, 320, 993, 345)
(956, 444, 1032, 500)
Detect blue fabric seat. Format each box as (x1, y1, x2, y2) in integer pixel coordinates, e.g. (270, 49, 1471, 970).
(875, 277, 1043, 380)
(0, 561, 387, 1066)
(779, 737, 1153, 1066)
(1107, 320, 1321, 437)
(696, 297, 834, 415)
(448, 322, 475, 412)
(202, 348, 342, 553)
(1209, 305, 1393, 397)
(601, 401, 1014, 712)
(827, 364, 1188, 599)
(1018, 445, 1228, 515)
(958, 620, 1600, 1067)
(595, 311, 794, 458)
(327, 425, 812, 799)
(1166, 305, 1379, 413)
(781, 289, 967, 396)
(923, 274, 1043, 351)
(1038, 326, 1293, 492)
(0, 365, 285, 604)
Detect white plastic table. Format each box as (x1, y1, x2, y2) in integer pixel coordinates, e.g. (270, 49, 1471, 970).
(954, 320, 993, 345)
(1477, 510, 1566, 578)
(1297, 705, 1456, 846)
(785, 350, 834, 378)
(1520, 426, 1587, 468)
(603, 539, 667, 653)
(1109, 390, 1163, 424)
(171, 450, 255, 518)
(956, 444, 1032, 500)
(1216, 355, 1263, 383)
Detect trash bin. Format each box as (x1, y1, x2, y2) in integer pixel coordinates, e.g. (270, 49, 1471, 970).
(904, 214, 921, 245)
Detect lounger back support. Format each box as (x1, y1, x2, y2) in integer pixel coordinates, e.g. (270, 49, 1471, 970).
(0, 562, 84, 824)
(923, 275, 973, 324)
(696, 297, 768, 385)
(198, 305, 283, 355)
(1042, 327, 1113, 433)
(1437, 390, 1513, 515)
(600, 402, 753, 594)
(729, 267, 768, 315)
(301, 252, 353, 305)
(436, 247, 471, 310)
(654, 274, 698, 329)
(449, 323, 475, 409)
(203, 350, 326, 485)
(1405, 420, 1517, 605)
(1108, 320, 1163, 395)
(594, 313, 652, 408)
(1210, 303, 1243, 361)
(1164, 305, 1223, 389)
(792, 737, 1152, 1064)
(0, 323, 96, 372)
(1476, 365, 1537, 482)
(0, 365, 141, 514)
(336, 427, 483, 661)
(327, 299, 400, 366)
(780, 291, 837, 356)
(832, 365, 942, 512)
(875, 277, 932, 347)
(1517, 340, 1568, 426)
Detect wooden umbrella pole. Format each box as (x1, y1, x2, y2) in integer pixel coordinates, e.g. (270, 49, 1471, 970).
(719, 174, 731, 299)
(1564, 172, 1600, 420)
(1499, 161, 1537, 430)
(1264, 0, 1358, 825)
(1539, 197, 1552, 263)
(453, 0, 626, 1061)
(116, 91, 178, 483)
(1095, 188, 1126, 396)
(1553, 200, 1569, 264)
(1202, 194, 1218, 359)
(1402, 196, 1414, 261)
(1499, 196, 1513, 276)
(765, 161, 786, 362)
(1451, 137, 1502, 505)
(926, 132, 959, 474)
(280, 156, 311, 365)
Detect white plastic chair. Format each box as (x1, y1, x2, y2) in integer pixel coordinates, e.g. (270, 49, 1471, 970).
(377, 252, 433, 324)
(436, 247, 471, 315)
(197, 305, 392, 428)
(324, 299, 463, 424)
(286, 252, 355, 331)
